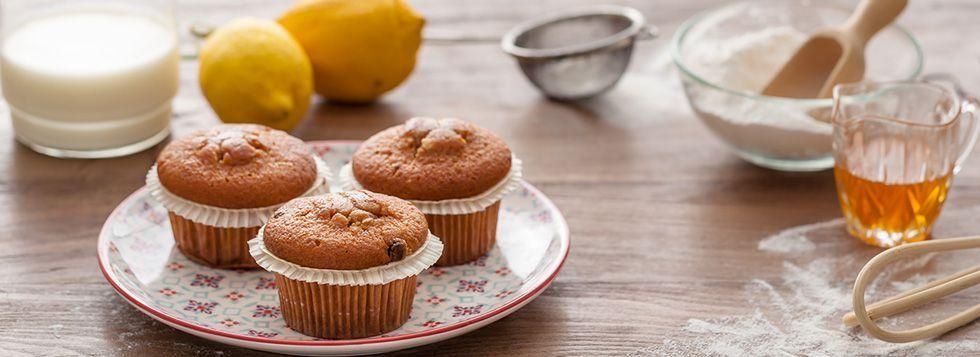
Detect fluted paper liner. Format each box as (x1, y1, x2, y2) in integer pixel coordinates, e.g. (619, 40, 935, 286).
(249, 231, 443, 286)
(338, 156, 523, 215)
(168, 213, 260, 269)
(276, 274, 416, 339)
(145, 155, 332, 228)
(429, 201, 500, 266)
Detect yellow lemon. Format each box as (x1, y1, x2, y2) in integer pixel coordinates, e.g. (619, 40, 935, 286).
(199, 18, 313, 131)
(278, 0, 424, 103)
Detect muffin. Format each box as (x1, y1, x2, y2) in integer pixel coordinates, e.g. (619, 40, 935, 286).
(341, 117, 521, 265)
(146, 124, 330, 269)
(249, 190, 443, 339)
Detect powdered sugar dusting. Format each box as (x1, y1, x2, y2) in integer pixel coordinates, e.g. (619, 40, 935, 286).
(633, 216, 980, 356)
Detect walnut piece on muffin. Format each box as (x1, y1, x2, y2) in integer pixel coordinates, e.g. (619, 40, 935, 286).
(156, 124, 317, 209)
(262, 190, 429, 270)
(351, 117, 512, 201)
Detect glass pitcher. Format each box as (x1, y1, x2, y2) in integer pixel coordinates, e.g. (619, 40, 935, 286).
(832, 77, 980, 247)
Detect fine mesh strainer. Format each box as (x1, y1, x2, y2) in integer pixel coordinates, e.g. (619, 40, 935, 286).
(501, 5, 656, 101)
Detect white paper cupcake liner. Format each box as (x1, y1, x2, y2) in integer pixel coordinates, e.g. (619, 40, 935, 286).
(145, 155, 332, 228)
(338, 156, 523, 215)
(249, 231, 443, 286)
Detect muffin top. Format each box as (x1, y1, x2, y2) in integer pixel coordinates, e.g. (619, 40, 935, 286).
(352, 117, 512, 201)
(156, 124, 317, 209)
(262, 190, 429, 270)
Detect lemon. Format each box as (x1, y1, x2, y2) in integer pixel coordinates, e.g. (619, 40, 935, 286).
(278, 0, 424, 103)
(199, 18, 313, 131)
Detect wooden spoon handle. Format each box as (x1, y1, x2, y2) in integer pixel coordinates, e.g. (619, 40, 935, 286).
(847, 0, 908, 45)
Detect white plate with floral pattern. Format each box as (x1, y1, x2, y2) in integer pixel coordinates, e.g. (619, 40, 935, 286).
(98, 140, 570, 356)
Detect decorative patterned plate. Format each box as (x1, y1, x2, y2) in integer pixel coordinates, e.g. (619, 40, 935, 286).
(98, 141, 570, 356)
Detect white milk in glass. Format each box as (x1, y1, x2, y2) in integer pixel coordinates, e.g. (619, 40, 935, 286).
(1, 4, 178, 158)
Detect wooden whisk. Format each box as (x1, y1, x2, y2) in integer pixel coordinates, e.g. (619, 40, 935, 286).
(844, 236, 980, 342)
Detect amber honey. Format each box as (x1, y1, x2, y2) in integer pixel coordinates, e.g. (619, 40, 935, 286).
(833, 165, 952, 247)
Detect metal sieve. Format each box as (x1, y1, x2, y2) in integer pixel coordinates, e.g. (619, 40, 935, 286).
(501, 5, 656, 101)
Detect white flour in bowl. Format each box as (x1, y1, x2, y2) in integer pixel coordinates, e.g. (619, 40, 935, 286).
(685, 25, 806, 94)
(679, 4, 834, 163)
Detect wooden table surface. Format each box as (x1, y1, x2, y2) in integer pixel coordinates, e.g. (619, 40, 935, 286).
(5, 0, 980, 355)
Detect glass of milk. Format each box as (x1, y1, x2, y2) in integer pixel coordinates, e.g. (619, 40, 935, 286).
(1, 0, 179, 158)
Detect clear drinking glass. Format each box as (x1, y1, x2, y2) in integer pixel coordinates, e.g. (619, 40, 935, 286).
(832, 78, 980, 247)
(1, 0, 178, 158)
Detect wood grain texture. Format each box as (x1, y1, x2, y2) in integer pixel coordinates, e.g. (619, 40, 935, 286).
(4, 0, 980, 355)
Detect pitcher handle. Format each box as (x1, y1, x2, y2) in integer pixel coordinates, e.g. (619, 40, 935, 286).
(958, 99, 980, 174)
(923, 74, 980, 174)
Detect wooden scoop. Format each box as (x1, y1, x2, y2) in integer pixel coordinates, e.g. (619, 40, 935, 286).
(762, 0, 908, 99)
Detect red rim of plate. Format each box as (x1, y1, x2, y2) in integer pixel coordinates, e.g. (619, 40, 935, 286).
(96, 140, 570, 347)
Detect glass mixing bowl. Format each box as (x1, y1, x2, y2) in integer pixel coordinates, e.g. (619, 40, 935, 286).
(671, 1, 923, 171)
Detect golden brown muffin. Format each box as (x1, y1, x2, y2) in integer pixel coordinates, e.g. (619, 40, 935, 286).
(351, 117, 512, 201)
(263, 190, 429, 270)
(157, 124, 317, 209)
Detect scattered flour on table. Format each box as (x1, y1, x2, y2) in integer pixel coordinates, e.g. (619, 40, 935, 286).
(757, 218, 844, 253)
(632, 218, 980, 356)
